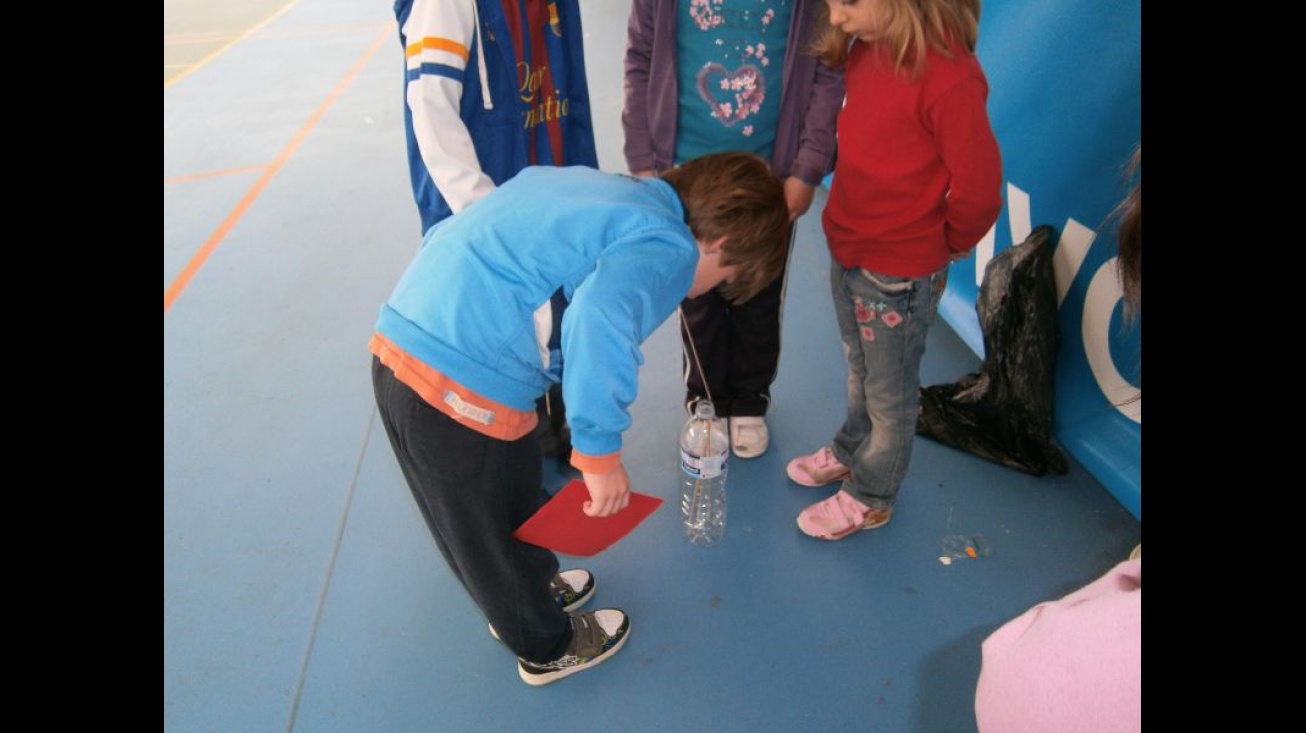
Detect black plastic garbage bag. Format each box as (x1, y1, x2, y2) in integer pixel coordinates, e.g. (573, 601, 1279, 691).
(917, 225, 1068, 476)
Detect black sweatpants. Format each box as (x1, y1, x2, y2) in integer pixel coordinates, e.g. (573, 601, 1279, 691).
(371, 357, 571, 663)
(680, 226, 794, 417)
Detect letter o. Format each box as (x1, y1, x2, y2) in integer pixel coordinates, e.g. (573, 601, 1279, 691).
(1082, 257, 1140, 423)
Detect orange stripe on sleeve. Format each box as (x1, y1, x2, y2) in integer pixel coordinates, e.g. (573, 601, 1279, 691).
(571, 450, 621, 475)
(406, 37, 469, 61)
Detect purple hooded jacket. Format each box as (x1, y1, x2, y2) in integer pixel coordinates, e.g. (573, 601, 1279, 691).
(621, 0, 843, 185)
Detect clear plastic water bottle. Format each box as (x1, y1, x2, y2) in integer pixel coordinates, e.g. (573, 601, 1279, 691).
(679, 399, 729, 546)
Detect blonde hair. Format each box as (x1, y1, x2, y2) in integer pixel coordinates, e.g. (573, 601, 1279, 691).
(813, 0, 981, 77)
(661, 152, 789, 304)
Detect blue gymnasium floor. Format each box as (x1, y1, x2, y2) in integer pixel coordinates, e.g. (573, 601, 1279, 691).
(163, 1, 1141, 731)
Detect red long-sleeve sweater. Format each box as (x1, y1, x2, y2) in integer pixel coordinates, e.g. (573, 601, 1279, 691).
(823, 41, 1002, 277)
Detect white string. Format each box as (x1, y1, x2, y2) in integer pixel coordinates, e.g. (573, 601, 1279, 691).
(678, 306, 713, 405)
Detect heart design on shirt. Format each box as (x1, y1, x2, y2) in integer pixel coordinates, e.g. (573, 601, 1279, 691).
(696, 63, 766, 128)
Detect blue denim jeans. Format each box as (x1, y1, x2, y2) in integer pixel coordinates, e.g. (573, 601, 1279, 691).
(827, 261, 948, 509)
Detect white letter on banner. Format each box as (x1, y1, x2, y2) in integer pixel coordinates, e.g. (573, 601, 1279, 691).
(977, 183, 1032, 288)
(1053, 217, 1096, 307)
(1082, 257, 1141, 423)
(989, 184, 1139, 421)
(1007, 183, 1032, 248)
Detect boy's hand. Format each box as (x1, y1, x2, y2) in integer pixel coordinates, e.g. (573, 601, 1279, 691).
(581, 465, 632, 517)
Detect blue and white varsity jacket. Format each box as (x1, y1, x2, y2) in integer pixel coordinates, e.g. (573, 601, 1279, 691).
(394, 0, 598, 235)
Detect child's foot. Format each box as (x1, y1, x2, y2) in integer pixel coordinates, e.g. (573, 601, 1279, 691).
(552, 569, 596, 612)
(796, 491, 892, 540)
(491, 569, 596, 641)
(729, 416, 769, 458)
(518, 609, 630, 686)
(786, 446, 851, 486)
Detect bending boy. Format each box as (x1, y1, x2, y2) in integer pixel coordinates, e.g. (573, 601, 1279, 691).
(369, 151, 788, 686)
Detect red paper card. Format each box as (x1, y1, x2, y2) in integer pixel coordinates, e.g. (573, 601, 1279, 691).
(513, 479, 664, 557)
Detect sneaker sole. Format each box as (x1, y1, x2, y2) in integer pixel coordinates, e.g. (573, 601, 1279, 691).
(518, 617, 631, 686)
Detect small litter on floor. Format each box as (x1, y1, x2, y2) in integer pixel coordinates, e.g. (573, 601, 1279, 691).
(939, 534, 992, 565)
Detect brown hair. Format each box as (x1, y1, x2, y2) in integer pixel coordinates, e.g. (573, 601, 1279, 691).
(812, 0, 981, 77)
(1106, 144, 1141, 405)
(661, 152, 789, 303)
(1112, 145, 1141, 314)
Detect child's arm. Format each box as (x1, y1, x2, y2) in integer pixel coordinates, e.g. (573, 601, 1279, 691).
(788, 56, 844, 197)
(562, 228, 696, 481)
(621, 0, 659, 175)
(783, 38, 844, 220)
(402, 0, 495, 215)
(930, 78, 1003, 255)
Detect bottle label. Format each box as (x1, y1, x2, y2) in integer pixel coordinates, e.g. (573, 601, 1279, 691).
(681, 449, 726, 479)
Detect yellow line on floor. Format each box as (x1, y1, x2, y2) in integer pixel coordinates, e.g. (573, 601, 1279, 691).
(164, 0, 300, 91)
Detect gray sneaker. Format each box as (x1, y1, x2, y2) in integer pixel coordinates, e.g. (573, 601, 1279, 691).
(490, 569, 596, 641)
(552, 569, 595, 612)
(518, 609, 631, 686)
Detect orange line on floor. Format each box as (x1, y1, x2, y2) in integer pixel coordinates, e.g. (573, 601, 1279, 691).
(165, 163, 268, 186)
(163, 23, 395, 314)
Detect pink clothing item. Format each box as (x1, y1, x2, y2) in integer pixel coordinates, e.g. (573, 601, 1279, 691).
(975, 559, 1141, 733)
(786, 446, 851, 486)
(796, 490, 892, 540)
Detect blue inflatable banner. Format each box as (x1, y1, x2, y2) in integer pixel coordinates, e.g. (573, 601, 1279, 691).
(938, 0, 1142, 518)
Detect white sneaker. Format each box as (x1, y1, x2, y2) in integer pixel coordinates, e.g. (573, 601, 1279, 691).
(729, 416, 768, 458)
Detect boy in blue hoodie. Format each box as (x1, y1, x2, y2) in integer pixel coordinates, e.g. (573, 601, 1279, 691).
(370, 151, 788, 686)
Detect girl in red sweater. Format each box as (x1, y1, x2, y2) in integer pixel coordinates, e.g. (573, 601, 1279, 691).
(786, 0, 1002, 539)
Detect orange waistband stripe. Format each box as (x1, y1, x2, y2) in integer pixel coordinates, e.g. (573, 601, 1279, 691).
(370, 333, 537, 441)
